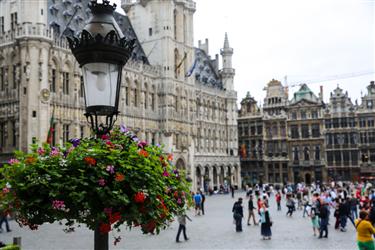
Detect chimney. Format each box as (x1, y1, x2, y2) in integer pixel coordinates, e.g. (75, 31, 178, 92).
(319, 85, 323, 101)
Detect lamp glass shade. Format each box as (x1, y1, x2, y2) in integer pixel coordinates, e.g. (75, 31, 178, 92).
(82, 62, 120, 115)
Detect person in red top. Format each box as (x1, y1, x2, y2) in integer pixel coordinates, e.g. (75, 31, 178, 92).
(275, 192, 282, 211)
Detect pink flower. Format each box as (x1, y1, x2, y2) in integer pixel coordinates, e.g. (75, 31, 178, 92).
(177, 198, 182, 204)
(162, 170, 170, 177)
(52, 200, 65, 210)
(106, 165, 115, 174)
(50, 148, 60, 157)
(8, 158, 19, 165)
(2, 187, 10, 194)
(98, 178, 106, 186)
(37, 147, 45, 155)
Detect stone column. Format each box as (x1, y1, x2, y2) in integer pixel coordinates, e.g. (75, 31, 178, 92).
(209, 167, 214, 190)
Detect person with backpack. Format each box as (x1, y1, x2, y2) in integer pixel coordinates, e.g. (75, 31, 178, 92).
(356, 210, 375, 250)
(193, 191, 202, 216)
(319, 202, 330, 238)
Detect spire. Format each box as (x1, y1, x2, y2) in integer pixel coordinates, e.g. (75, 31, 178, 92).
(224, 32, 230, 49)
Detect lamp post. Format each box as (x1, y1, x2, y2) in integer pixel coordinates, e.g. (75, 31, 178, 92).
(67, 1, 134, 249)
(67, 0, 135, 136)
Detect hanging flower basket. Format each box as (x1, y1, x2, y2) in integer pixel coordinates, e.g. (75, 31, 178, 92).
(0, 127, 191, 244)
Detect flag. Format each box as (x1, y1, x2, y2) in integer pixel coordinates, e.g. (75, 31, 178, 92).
(240, 144, 247, 159)
(185, 58, 197, 77)
(46, 106, 55, 145)
(176, 52, 187, 70)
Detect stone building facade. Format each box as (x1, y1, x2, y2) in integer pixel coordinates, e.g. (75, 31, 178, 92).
(238, 92, 263, 184)
(0, 0, 240, 191)
(262, 79, 289, 184)
(239, 80, 375, 184)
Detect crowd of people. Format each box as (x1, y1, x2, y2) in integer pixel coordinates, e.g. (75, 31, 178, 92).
(230, 181, 375, 249)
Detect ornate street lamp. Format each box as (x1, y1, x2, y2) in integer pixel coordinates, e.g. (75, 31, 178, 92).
(67, 0, 135, 136)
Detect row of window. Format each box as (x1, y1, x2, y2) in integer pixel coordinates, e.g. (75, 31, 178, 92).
(290, 110, 319, 120)
(0, 65, 19, 91)
(326, 133, 358, 145)
(290, 124, 320, 139)
(0, 121, 17, 149)
(0, 13, 17, 33)
(292, 146, 321, 161)
(238, 125, 263, 136)
(325, 117, 356, 128)
(326, 150, 359, 165)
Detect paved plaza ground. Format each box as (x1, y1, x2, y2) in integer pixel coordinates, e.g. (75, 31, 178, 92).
(0, 191, 358, 250)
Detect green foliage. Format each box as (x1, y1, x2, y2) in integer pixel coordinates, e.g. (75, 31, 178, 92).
(0, 128, 191, 236)
(0, 245, 20, 250)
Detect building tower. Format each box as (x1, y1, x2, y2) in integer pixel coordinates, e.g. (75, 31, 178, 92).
(220, 32, 235, 91)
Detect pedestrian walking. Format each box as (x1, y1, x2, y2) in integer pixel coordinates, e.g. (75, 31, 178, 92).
(230, 185, 235, 198)
(309, 205, 319, 236)
(356, 210, 375, 250)
(0, 209, 11, 233)
(193, 191, 202, 216)
(275, 191, 282, 211)
(176, 213, 192, 243)
(260, 205, 272, 240)
(319, 202, 329, 238)
(286, 194, 295, 217)
(232, 197, 244, 232)
(199, 190, 206, 215)
(247, 195, 258, 226)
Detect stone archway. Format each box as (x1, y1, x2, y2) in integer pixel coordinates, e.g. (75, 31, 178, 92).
(196, 166, 202, 190)
(203, 166, 210, 192)
(176, 158, 185, 170)
(213, 166, 218, 190)
(305, 173, 312, 185)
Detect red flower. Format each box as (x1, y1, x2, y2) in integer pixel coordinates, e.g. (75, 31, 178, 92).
(134, 192, 146, 203)
(167, 154, 173, 161)
(174, 191, 179, 198)
(138, 149, 149, 157)
(115, 173, 125, 182)
(110, 212, 122, 224)
(84, 157, 96, 166)
(99, 223, 111, 234)
(101, 134, 110, 140)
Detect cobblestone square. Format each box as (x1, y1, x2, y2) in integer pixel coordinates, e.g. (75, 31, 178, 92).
(0, 192, 358, 250)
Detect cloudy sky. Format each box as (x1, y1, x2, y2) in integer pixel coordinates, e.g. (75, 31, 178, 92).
(116, 0, 374, 106)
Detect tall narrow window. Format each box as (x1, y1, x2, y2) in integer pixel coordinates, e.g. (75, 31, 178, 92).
(0, 67, 4, 91)
(151, 93, 155, 110)
(12, 121, 16, 147)
(80, 126, 84, 138)
(125, 87, 129, 106)
(0, 122, 5, 148)
(12, 64, 17, 89)
(63, 72, 69, 94)
(0, 16, 4, 34)
(51, 69, 56, 92)
(173, 9, 177, 40)
(79, 76, 84, 97)
(52, 123, 56, 146)
(134, 88, 137, 107)
(315, 146, 320, 160)
(63, 124, 69, 143)
(304, 147, 310, 161)
(11, 13, 18, 31)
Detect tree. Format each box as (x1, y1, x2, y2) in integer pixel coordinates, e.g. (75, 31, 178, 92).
(0, 128, 191, 249)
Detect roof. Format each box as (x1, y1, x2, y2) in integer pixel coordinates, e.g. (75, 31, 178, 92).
(194, 48, 223, 89)
(290, 84, 320, 105)
(47, 0, 149, 64)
